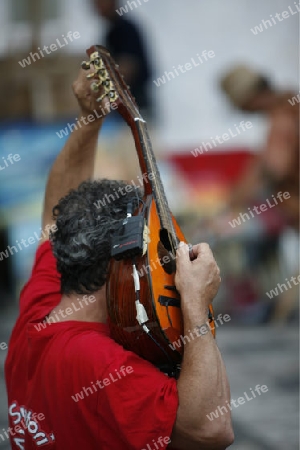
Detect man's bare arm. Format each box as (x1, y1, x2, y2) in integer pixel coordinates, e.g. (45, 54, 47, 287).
(171, 243, 234, 450)
(41, 68, 109, 238)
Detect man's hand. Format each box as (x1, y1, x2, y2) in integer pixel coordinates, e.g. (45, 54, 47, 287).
(175, 242, 221, 311)
(72, 66, 111, 120)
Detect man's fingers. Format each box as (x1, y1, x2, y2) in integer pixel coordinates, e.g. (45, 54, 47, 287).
(190, 242, 212, 260)
(72, 65, 112, 113)
(176, 242, 190, 266)
(73, 67, 103, 97)
(176, 242, 214, 268)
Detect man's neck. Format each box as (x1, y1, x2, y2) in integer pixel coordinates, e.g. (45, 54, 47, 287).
(47, 289, 107, 324)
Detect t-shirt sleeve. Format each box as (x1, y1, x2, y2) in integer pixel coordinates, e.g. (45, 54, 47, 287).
(97, 349, 178, 450)
(19, 240, 61, 317)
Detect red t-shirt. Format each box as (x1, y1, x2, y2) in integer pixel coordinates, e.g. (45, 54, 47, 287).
(5, 241, 179, 450)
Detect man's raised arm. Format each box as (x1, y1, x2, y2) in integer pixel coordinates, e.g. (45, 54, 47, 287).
(41, 67, 110, 238)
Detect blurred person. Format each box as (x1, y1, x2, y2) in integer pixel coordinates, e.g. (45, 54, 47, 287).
(221, 64, 299, 231)
(5, 64, 234, 449)
(220, 65, 299, 322)
(93, 0, 152, 115)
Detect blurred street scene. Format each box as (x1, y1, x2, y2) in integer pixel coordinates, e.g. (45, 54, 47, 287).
(0, 0, 299, 448)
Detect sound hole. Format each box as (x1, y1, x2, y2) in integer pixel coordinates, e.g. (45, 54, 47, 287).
(159, 229, 172, 251)
(157, 240, 176, 274)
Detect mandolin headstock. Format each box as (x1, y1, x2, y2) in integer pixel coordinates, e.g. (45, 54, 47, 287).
(81, 45, 144, 127)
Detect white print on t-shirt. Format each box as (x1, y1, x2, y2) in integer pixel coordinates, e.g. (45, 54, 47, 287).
(8, 401, 56, 449)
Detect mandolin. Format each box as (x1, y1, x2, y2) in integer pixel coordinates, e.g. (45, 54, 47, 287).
(82, 45, 215, 376)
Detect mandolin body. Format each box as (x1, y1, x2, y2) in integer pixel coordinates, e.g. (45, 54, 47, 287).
(107, 197, 214, 370)
(107, 197, 183, 368)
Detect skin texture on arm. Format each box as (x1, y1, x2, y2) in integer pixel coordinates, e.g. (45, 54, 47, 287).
(40, 68, 110, 242)
(170, 243, 234, 450)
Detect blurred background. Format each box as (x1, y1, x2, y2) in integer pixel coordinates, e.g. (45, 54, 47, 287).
(0, 0, 299, 448)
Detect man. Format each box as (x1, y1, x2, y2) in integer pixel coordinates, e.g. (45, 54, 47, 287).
(94, 0, 152, 114)
(5, 64, 234, 449)
(220, 64, 299, 322)
(221, 64, 299, 230)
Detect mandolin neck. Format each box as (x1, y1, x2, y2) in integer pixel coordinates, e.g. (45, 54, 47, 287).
(130, 118, 176, 242)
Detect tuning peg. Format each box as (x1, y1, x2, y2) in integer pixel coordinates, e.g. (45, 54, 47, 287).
(86, 73, 96, 79)
(96, 93, 107, 103)
(91, 51, 100, 59)
(81, 61, 91, 70)
(97, 69, 106, 77)
(109, 91, 118, 101)
(91, 82, 100, 92)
